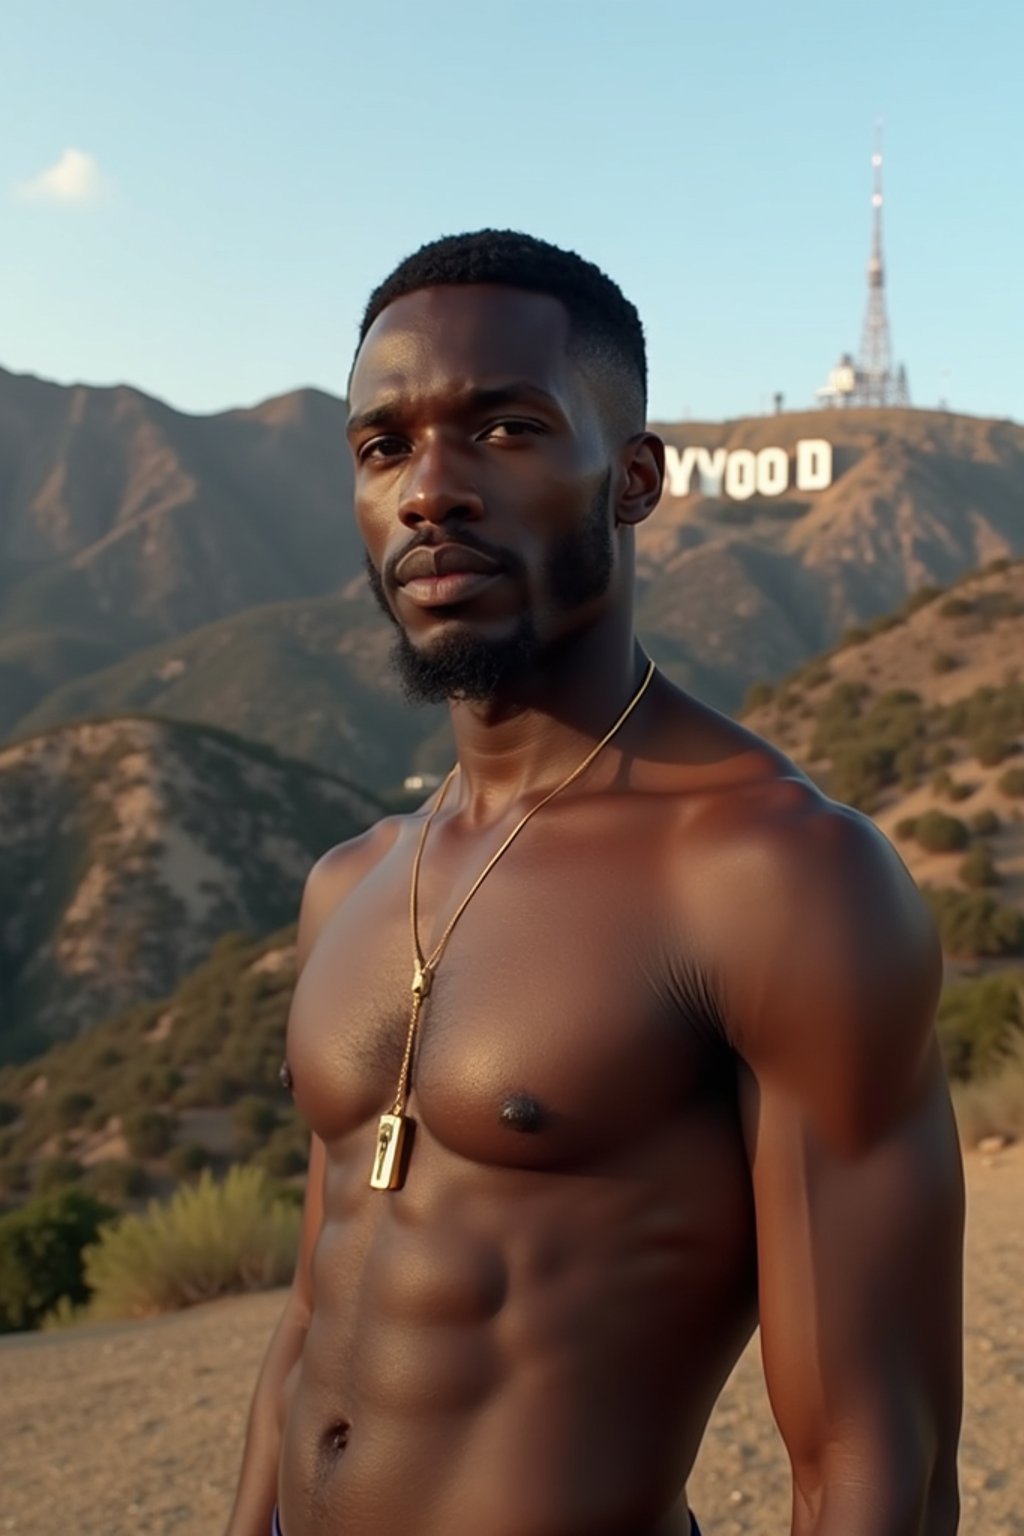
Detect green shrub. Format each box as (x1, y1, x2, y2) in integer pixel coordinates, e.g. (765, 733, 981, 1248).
(914, 811, 970, 853)
(82, 1167, 300, 1320)
(122, 1109, 174, 1159)
(233, 1097, 278, 1139)
(0, 1159, 27, 1199)
(970, 809, 1001, 835)
(959, 845, 1000, 890)
(930, 743, 956, 767)
(169, 1142, 210, 1180)
(743, 682, 775, 711)
(801, 661, 834, 688)
(997, 767, 1024, 798)
(894, 743, 927, 784)
(827, 744, 895, 810)
(953, 1034, 1024, 1145)
(84, 1160, 148, 1203)
(0, 1189, 113, 1332)
(932, 653, 958, 675)
(128, 1066, 183, 1107)
(977, 590, 1021, 621)
(925, 888, 1024, 959)
(947, 781, 975, 803)
(255, 1122, 309, 1181)
(973, 733, 1016, 767)
(939, 597, 972, 619)
(841, 626, 869, 646)
(904, 585, 943, 615)
(943, 680, 1024, 745)
(33, 1157, 83, 1197)
(895, 817, 919, 839)
(173, 1070, 239, 1109)
(54, 1092, 94, 1131)
(938, 971, 1024, 1081)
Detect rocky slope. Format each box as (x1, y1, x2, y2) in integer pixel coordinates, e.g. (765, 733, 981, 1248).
(644, 408, 1024, 704)
(743, 556, 1024, 959)
(0, 369, 359, 735)
(0, 717, 380, 1060)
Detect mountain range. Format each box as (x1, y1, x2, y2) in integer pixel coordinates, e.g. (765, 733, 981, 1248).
(2, 365, 1022, 787)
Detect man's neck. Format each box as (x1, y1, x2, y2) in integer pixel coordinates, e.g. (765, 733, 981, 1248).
(444, 632, 648, 824)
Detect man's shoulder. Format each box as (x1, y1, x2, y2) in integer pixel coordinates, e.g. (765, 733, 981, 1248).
(659, 691, 892, 876)
(296, 814, 405, 968)
(665, 706, 942, 1119)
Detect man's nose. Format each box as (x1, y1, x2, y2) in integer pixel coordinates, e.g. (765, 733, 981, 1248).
(397, 440, 485, 529)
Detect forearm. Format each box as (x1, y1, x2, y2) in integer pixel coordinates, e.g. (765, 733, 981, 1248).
(224, 1291, 311, 1536)
(793, 1448, 960, 1536)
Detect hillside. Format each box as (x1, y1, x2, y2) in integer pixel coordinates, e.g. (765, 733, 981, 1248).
(0, 924, 304, 1206)
(3, 368, 1022, 782)
(644, 409, 1024, 706)
(7, 585, 450, 788)
(0, 368, 359, 736)
(0, 717, 381, 1061)
(743, 556, 1024, 975)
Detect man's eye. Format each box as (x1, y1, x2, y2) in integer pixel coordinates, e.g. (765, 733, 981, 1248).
(360, 436, 407, 461)
(483, 420, 542, 440)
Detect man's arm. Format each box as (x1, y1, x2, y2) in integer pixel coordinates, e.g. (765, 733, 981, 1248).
(724, 796, 964, 1535)
(224, 826, 392, 1536)
(223, 1132, 325, 1536)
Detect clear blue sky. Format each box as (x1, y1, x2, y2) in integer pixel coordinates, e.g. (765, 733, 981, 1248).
(3, 0, 1021, 423)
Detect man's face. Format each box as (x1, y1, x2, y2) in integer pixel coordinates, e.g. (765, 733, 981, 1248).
(346, 285, 624, 703)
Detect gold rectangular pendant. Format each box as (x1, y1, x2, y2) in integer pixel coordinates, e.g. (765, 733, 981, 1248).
(370, 1113, 408, 1190)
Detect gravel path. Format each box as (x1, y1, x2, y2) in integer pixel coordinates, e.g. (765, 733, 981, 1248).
(2, 1147, 1020, 1535)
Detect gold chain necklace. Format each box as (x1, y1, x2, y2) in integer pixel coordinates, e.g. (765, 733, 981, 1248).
(369, 656, 656, 1189)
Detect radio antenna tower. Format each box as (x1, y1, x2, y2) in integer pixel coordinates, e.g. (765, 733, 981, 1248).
(859, 120, 909, 405)
(817, 121, 911, 408)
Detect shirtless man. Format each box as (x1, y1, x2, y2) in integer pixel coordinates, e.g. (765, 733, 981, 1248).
(225, 231, 963, 1536)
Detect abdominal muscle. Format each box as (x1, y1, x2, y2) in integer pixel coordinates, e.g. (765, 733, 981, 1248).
(276, 1119, 757, 1536)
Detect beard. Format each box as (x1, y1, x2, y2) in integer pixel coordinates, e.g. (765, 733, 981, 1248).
(365, 471, 614, 705)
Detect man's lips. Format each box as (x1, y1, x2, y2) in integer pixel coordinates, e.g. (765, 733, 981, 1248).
(394, 541, 502, 585)
(398, 568, 503, 609)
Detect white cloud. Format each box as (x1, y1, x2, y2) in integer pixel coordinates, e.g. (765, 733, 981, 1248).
(13, 148, 110, 205)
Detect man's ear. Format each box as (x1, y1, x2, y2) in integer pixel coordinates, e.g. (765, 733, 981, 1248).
(615, 433, 665, 527)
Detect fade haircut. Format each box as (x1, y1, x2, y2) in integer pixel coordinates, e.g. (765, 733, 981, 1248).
(354, 229, 647, 440)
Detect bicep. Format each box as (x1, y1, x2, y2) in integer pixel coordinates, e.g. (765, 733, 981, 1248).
(745, 1049, 964, 1500)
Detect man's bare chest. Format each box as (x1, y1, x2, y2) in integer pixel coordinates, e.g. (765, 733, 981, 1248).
(286, 829, 711, 1173)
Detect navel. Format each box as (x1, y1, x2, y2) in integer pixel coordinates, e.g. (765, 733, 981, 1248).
(498, 1092, 548, 1134)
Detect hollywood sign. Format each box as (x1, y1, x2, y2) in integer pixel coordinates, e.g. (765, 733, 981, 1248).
(664, 439, 834, 500)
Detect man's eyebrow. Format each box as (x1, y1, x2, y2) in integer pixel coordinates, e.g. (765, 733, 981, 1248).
(346, 401, 403, 436)
(346, 382, 564, 438)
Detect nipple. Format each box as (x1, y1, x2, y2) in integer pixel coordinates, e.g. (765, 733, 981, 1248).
(499, 1093, 547, 1134)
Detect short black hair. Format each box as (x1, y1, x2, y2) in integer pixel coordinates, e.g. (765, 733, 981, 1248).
(354, 229, 647, 437)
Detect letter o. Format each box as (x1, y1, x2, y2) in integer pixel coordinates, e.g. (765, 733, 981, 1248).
(755, 447, 789, 497)
(724, 450, 756, 501)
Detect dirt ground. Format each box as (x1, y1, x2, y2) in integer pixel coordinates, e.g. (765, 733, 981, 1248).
(1, 1145, 1020, 1536)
